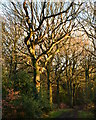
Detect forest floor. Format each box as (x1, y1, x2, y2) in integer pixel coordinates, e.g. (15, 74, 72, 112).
(44, 108, 94, 119)
(59, 109, 78, 118)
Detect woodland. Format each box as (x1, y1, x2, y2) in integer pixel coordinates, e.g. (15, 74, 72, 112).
(1, 0, 96, 119)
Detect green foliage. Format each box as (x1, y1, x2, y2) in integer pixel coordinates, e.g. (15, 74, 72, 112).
(93, 81, 96, 118)
(11, 71, 32, 92)
(2, 72, 13, 98)
(2, 70, 51, 118)
(11, 92, 51, 118)
(2, 70, 32, 98)
(20, 95, 42, 118)
(38, 91, 51, 113)
(3, 90, 51, 118)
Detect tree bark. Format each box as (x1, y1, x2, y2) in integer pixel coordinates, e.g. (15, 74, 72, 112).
(32, 57, 37, 98)
(47, 67, 50, 101)
(70, 79, 73, 107)
(57, 77, 60, 105)
(46, 66, 52, 106)
(32, 57, 40, 98)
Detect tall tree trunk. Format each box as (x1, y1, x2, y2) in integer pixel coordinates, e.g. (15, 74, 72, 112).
(36, 62, 40, 92)
(85, 66, 88, 99)
(9, 54, 13, 79)
(46, 66, 52, 106)
(47, 67, 50, 101)
(32, 57, 37, 96)
(55, 67, 60, 105)
(73, 83, 75, 106)
(57, 77, 60, 105)
(70, 79, 73, 107)
(24, 33, 40, 98)
(66, 68, 70, 100)
(66, 53, 70, 101)
(67, 80, 70, 97)
(32, 57, 40, 98)
(50, 83, 52, 107)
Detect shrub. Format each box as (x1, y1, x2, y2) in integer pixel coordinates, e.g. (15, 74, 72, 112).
(2, 70, 51, 119)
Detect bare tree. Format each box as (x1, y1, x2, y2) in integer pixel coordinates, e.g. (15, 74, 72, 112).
(2, 0, 83, 98)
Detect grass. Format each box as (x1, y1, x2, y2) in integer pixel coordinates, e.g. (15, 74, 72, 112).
(78, 110, 94, 118)
(43, 108, 94, 118)
(46, 108, 73, 118)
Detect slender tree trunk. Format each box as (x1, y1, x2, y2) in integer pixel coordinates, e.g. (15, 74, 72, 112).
(70, 79, 73, 107)
(57, 77, 60, 105)
(9, 55, 13, 78)
(47, 67, 50, 101)
(50, 83, 52, 107)
(67, 80, 70, 97)
(13, 50, 17, 76)
(66, 54, 70, 102)
(36, 63, 40, 92)
(68, 64, 73, 107)
(85, 66, 88, 99)
(55, 66, 60, 105)
(66, 68, 70, 99)
(46, 66, 52, 106)
(73, 83, 75, 106)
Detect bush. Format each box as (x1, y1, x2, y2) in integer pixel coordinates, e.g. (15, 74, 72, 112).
(2, 70, 51, 119)
(20, 95, 42, 118)
(14, 93, 51, 119)
(3, 92, 51, 119)
(11, 71, 32, 92)
(38, 91, 51, 113)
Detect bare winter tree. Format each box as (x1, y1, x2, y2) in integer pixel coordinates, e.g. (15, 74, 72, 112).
(22, 0, 84, 97)
(2, 0, 84, 98)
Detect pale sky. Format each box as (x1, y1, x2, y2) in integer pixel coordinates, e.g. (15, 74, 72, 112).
(0, 0, 96, 15)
